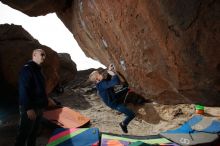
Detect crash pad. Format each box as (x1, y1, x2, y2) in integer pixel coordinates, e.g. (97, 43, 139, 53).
(101, 133, 176, 146)
(47, 127, 99, 146)
(160, 115, 220, 146)
(43, 107, 90, 128)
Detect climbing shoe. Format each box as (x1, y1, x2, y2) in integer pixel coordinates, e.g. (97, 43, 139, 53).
(119, 122, 128, 133)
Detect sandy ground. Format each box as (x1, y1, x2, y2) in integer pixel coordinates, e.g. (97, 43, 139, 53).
(0, 71, 220, 146)
(56, 84, 220, 136)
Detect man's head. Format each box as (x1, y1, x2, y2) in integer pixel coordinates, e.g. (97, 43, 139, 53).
(32, 49, 46, 65)
(89, 70, 103, 83)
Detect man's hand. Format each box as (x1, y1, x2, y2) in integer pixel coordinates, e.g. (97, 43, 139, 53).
(48, 98, 56, 107)
(27, 109, 36, 120)
(107, 64, 116, 76)
(108, 64, 115, 71)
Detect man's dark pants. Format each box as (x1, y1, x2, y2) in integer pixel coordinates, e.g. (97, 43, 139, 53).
(15, 107, 42, 146)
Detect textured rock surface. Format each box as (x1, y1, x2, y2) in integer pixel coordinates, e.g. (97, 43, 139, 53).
(0, 0, 71, 16)
(0, 24, 60, 100)
(58, 53, 77, 85)
(1, 0, 220, 105)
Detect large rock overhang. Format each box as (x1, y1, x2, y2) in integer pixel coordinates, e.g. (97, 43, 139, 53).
(1, 0, 220, 106)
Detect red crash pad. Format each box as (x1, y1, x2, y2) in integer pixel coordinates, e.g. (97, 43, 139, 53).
(43, 107, 90, 128)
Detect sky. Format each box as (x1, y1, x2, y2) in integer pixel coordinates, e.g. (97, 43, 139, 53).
(0, 2, 105, 70)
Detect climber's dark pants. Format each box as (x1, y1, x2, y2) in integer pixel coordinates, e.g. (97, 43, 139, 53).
(114, 104, 135, 126)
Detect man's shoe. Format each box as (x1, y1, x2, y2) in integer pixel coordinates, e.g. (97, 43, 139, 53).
(119, 122, 128, 133)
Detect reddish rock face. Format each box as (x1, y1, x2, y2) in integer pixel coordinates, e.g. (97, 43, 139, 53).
(58, 53, 77, 85)
(0, 24, 60, 100)
(1, 0, 220, 105)
(0, 0, 70, 16)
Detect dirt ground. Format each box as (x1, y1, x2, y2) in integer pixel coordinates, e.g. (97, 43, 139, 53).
(0, 70, 220, 146)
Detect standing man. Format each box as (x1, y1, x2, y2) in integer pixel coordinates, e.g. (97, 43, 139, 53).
(15, 49, 55, 146)
(89, 64, 135, 133)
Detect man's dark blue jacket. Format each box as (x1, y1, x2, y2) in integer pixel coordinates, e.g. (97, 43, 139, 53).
(19, 60, 48, 111)
(96, 75, 122, 109)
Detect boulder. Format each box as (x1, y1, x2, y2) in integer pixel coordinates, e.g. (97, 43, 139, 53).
(0, 24, 60, 101)
(1, 0, 220, 105)
(58, 53, 77, 85)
